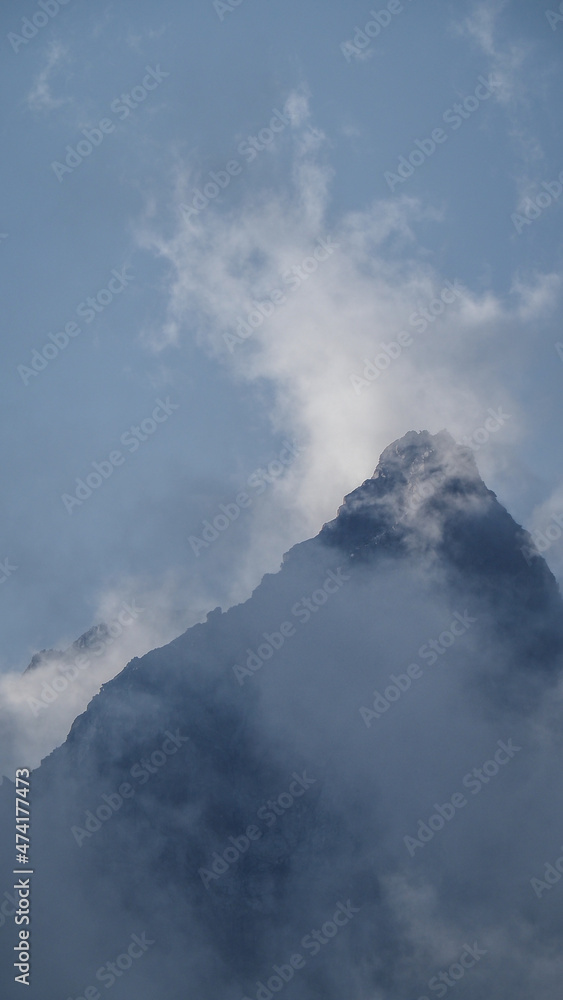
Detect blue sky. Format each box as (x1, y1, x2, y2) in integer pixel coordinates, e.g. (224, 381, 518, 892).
(1, 0, 562, 687)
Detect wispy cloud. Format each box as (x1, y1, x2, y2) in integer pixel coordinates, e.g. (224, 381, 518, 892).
(125, 23, 170, 55)
(453, 0, 528, 106)
(0, 571, 202, 779)
(130, 91, 563, 606)
(26, 40, 70, 113)
(452, 0, 550, 208)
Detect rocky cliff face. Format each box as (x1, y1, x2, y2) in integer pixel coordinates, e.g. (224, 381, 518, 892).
(2, 430, 563, 1000)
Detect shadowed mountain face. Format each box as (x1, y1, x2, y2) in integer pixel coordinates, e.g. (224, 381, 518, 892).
(2, 430, 563, 1000)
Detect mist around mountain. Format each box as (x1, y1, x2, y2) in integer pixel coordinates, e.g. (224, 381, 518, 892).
(2, 430, 563, 1000)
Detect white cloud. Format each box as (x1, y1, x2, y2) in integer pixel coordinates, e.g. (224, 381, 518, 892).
(123, 93, 563, 705)
(284, 87, 312, 128)
(0, 573, 205, 778)
(125, 23, 169, 54)
(26, 40, 70, 113)
(135, 94, 559, 559)
(453, 0, 528, 106)
(511, 271, 562, 321)
(453, 0, 549, 202)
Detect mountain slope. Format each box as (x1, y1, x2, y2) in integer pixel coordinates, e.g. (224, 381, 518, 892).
(2, 429, 563, 1000)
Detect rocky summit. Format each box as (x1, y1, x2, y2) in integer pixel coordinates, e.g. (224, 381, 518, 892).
(2, 430, 563, 1000)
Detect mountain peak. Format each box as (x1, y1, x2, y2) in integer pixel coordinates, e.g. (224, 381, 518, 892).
(319, 429, 487, 554)
(372, 428, 478, 483)
(6, 428, 563, 1000)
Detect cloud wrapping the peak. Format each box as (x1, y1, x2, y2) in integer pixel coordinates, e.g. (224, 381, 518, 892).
(136, 93, 554, 549)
